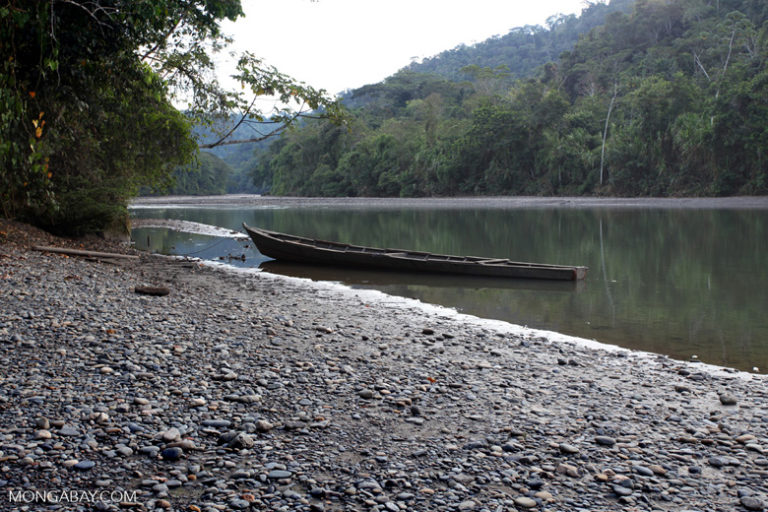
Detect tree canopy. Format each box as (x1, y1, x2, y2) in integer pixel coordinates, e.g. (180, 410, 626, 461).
(0, 0, 342, 234)
(250, 0, 768, 198)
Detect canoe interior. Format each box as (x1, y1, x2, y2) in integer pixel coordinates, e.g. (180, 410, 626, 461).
(243, 223, 588, 281)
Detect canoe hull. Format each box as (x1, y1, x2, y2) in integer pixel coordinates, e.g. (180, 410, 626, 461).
(243, 224, 587, 281)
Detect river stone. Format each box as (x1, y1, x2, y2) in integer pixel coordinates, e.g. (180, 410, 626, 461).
(514, 496, 538, 509)
(161, 447, 183, 461)
(255, 419, 274, 432)
(58, 426, 80, 436)
(73, 460, 95, 471)
(228, 433, 254, 449)
(741, 496, 764, 511)
(202, 419, 231, 428)
(612, 484, 633, 497)
(35, 430, 52, 440)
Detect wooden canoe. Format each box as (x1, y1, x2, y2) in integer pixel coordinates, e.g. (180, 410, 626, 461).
(243, 223, 588, 281)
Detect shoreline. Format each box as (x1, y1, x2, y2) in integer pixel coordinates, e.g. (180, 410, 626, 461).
(2, 219, 768, 511)
(131, 194, 768, 210)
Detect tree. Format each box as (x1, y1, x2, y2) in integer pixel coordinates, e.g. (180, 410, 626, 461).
(0, 0, 342, 234)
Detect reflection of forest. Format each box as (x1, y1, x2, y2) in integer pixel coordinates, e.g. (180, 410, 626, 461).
(131, 206, 768, 372)
(132, 227, 255, 267)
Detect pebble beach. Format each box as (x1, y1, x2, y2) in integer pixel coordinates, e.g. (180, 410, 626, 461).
(2, 219, 768, 512)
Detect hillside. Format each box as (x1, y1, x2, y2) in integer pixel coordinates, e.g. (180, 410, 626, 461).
(224, 0, 768, 200)
(403, 0, 635, 81)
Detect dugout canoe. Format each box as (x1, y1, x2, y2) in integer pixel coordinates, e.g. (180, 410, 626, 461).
(243, 223, 587, 281)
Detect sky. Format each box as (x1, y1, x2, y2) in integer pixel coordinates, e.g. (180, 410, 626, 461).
(219, 0, 589, 96)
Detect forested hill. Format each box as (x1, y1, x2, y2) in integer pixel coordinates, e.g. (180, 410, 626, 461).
(252, 0, 767, 198)
(403, 0, 635, 81)
(157, 118, 275, 196)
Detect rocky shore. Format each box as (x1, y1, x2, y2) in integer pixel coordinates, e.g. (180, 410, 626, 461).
(2, 219, 768, 512)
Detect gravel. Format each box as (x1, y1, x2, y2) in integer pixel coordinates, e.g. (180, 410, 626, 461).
(2, 219, 768, 511)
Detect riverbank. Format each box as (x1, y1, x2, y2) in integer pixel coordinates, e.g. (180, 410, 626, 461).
(2, 219, 768, 512)
(132, 194, 768, 210)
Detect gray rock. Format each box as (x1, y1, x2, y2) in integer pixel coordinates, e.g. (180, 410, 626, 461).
(595, 436, 616, 446)
(202, 419, 232, 428)
(514, 496, 538, 509)
(73, 460, 95, 471)
(160, 447, 183, 461)
(228, 433, 254, 449)
(741, 496, 764, 511)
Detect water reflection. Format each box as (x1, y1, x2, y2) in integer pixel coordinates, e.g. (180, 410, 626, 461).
(131, 204, 768, 372)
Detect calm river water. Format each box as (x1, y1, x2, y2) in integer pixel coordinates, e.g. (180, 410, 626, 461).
(130, 197, 768, 373)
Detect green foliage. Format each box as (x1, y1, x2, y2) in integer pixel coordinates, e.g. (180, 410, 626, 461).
(0, 0, 342, 234)
(248, 0, 768, 199)
(404, 0, 636, 81)
(157, 152, 233, 196)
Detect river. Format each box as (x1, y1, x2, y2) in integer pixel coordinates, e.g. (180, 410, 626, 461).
(130, 196, 768, 373)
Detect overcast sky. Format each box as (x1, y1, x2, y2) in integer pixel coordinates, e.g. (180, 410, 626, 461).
(219, 0, 588, 95)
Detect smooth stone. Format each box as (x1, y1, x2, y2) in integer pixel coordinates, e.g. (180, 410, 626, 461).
(116, 446, 133, 457)
(737, 434, 757, 444)
(255, 420, 274, 432)
(161, 447, 183, 461)
(719, 394, 738, 406)
(73, 460, 95, 471)
(634, 465, 654, 476)
(514, 497, 538, 509)
(595, 436, 616, 446)
(267, 470, 292, 479)
(161, 428, 181, 442)
(709, 456, 740, 467)
(35, 430, 52, 440)
(202, 419, 231, 428)
(741, 496, 764, 511)
(559, 443, 579, 454)
(612, 484, 633, 497)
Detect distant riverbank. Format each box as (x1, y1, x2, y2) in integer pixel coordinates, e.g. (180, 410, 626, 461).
(132, 194, 768, 210)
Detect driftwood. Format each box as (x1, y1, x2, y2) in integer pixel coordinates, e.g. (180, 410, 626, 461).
(32, 245, 140, 260)
(134, 286, 170, 296)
